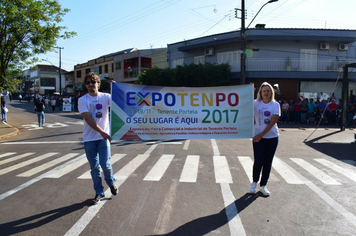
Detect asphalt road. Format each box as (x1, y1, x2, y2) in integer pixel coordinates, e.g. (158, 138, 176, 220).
(0, 101, 355, 236)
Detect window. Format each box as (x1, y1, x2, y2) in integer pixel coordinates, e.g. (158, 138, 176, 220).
(217, 51, 240, 72)
(76, 70, 81, 78)
(142, 60, 149, 68)
(194, 56, 205, 64)
(300, 49, 317, 71)
(85, 68, 90, 74)
(171, 58, 184, 68)
(99, 66, 102, 74)
(104, 64, 108, 73)
(40, 78, 55, 86)
(115, 62, 121, 70)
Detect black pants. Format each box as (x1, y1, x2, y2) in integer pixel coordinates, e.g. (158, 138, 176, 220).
(252, 137, 279, 186)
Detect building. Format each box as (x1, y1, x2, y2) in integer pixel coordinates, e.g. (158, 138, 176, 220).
(113, 48, 167, 83)
(167, 28, 356, 102)
(73, 48, 133, 94)
(19, 64, 67, 95)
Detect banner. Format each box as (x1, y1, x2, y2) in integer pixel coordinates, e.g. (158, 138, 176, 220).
(62, 97, 72, 112)
(111, 83, 254, 140)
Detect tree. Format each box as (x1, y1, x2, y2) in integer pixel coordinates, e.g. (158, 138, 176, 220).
(138, 62, 231, 87)
(0, 0, 76, 93)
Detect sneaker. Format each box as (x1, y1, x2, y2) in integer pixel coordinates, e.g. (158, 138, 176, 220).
(250, 182, 257, 194)
(110, 185, 118, 195)
(261, 186, 270, 196)
(92, 193, 105, 205)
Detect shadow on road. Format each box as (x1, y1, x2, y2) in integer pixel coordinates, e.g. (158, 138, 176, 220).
(0, 199, 92, 235)
(152, 193, 259, 236)
(304, 130, 356, 164)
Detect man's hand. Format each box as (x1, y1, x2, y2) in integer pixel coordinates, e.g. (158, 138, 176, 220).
(100, 131, 112, 142)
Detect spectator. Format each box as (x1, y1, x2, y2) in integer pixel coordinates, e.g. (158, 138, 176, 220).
(294, 99, 302, 123)
(281, 100, 289, 123)
(328, 99, 338, 125)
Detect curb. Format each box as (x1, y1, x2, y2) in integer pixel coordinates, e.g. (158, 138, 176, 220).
(0, 123, 20, 140)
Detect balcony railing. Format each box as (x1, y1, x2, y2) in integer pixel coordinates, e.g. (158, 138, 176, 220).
(245, 58, 355, 72)
(124, 67, 150, 79)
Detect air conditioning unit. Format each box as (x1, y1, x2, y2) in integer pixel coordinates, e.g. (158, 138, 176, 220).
(320, 43, 329, 50)
(339, 44, 348, 51)
(204, 48, 214, 56)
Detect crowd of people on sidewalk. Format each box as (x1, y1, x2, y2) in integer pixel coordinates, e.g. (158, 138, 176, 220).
(279, 95, 356, 127)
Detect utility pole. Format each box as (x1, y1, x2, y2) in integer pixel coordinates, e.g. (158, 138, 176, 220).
(54, 46, 64, 95)
(240, 0, 246, 85)
(341, 63, 356, 131)
(238, 0, 278, 85)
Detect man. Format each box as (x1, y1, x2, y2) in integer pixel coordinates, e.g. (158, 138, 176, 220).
(78, 72, 118, 205)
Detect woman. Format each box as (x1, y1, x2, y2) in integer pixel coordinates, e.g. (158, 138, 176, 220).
(250, 82, 281, 196)
(35, 97, 45, 127)
(1, 96, 7, 124)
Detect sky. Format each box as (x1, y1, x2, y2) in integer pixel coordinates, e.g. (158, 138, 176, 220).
(40, 0, 356, 72)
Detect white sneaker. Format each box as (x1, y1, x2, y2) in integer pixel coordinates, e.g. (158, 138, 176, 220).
(261, 186, 270, 196)
(250, 182, 257, 194)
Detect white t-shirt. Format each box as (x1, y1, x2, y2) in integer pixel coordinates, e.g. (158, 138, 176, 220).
(78, 92, 111, 142)
(254, 100, 281, 138)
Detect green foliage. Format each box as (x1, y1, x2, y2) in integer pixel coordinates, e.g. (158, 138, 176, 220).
(0, 0, 76, 92)
(138, 62, 231, 87)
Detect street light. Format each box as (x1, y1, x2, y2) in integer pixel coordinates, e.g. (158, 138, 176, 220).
(247, 0, 278, 29)
(240, 0, 278, 85)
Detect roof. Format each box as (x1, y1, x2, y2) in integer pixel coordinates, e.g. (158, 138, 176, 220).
(172, 28, 356, 52)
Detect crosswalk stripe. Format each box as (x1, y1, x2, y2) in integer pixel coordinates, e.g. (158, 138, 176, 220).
(46, 155, 87, 178)
(213, 156, 233, 183)
(273, 157, 305, 184)
(144, 154, 175, 181)
(77, 154, 126, 179)
(290, 158, 341, 185)
(314, 159, 356, 183)
(17, 153, 80, 177)
(238, 156, 254, 183)
(114, 154, 150, 181)
(179, 155, 200, 182)
(0, 153, 57, 175)
(0, 152, 16, 159)
(0, 153, 35, 166)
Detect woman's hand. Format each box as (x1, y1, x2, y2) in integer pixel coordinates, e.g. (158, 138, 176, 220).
(252, 133, 263, 143)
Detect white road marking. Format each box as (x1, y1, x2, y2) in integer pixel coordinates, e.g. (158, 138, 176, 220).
(0, 153, 57, 175)
(179, 155, 200, 183)
(238, 156, 254, 183)
(144, 154, 175, 181)
(17, 153, 80, 177)
(273, 157, 305, 184)
(220, 183, 247, 236)
(0, 154, 86, 201)
(46, 157, 87, 178)
(65, 145, 158, 236)
(212, 139, 246, 236)
(314, 159, 356, 183)
(214, 156, 233, 183)
(0, 153, 35, 166)
(77, 154, 126, 179)
(0, 152, 16, 159)
(183, 140, 190, 150)
(290, 158, 341, 185)
(281, 158, 356, 228)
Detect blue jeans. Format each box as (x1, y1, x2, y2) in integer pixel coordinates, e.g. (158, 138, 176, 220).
(252, 137, 279, 186)
(84, 139, 115, 195)
(1, 108, 6, 122)
(37, 111, 45, 126)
